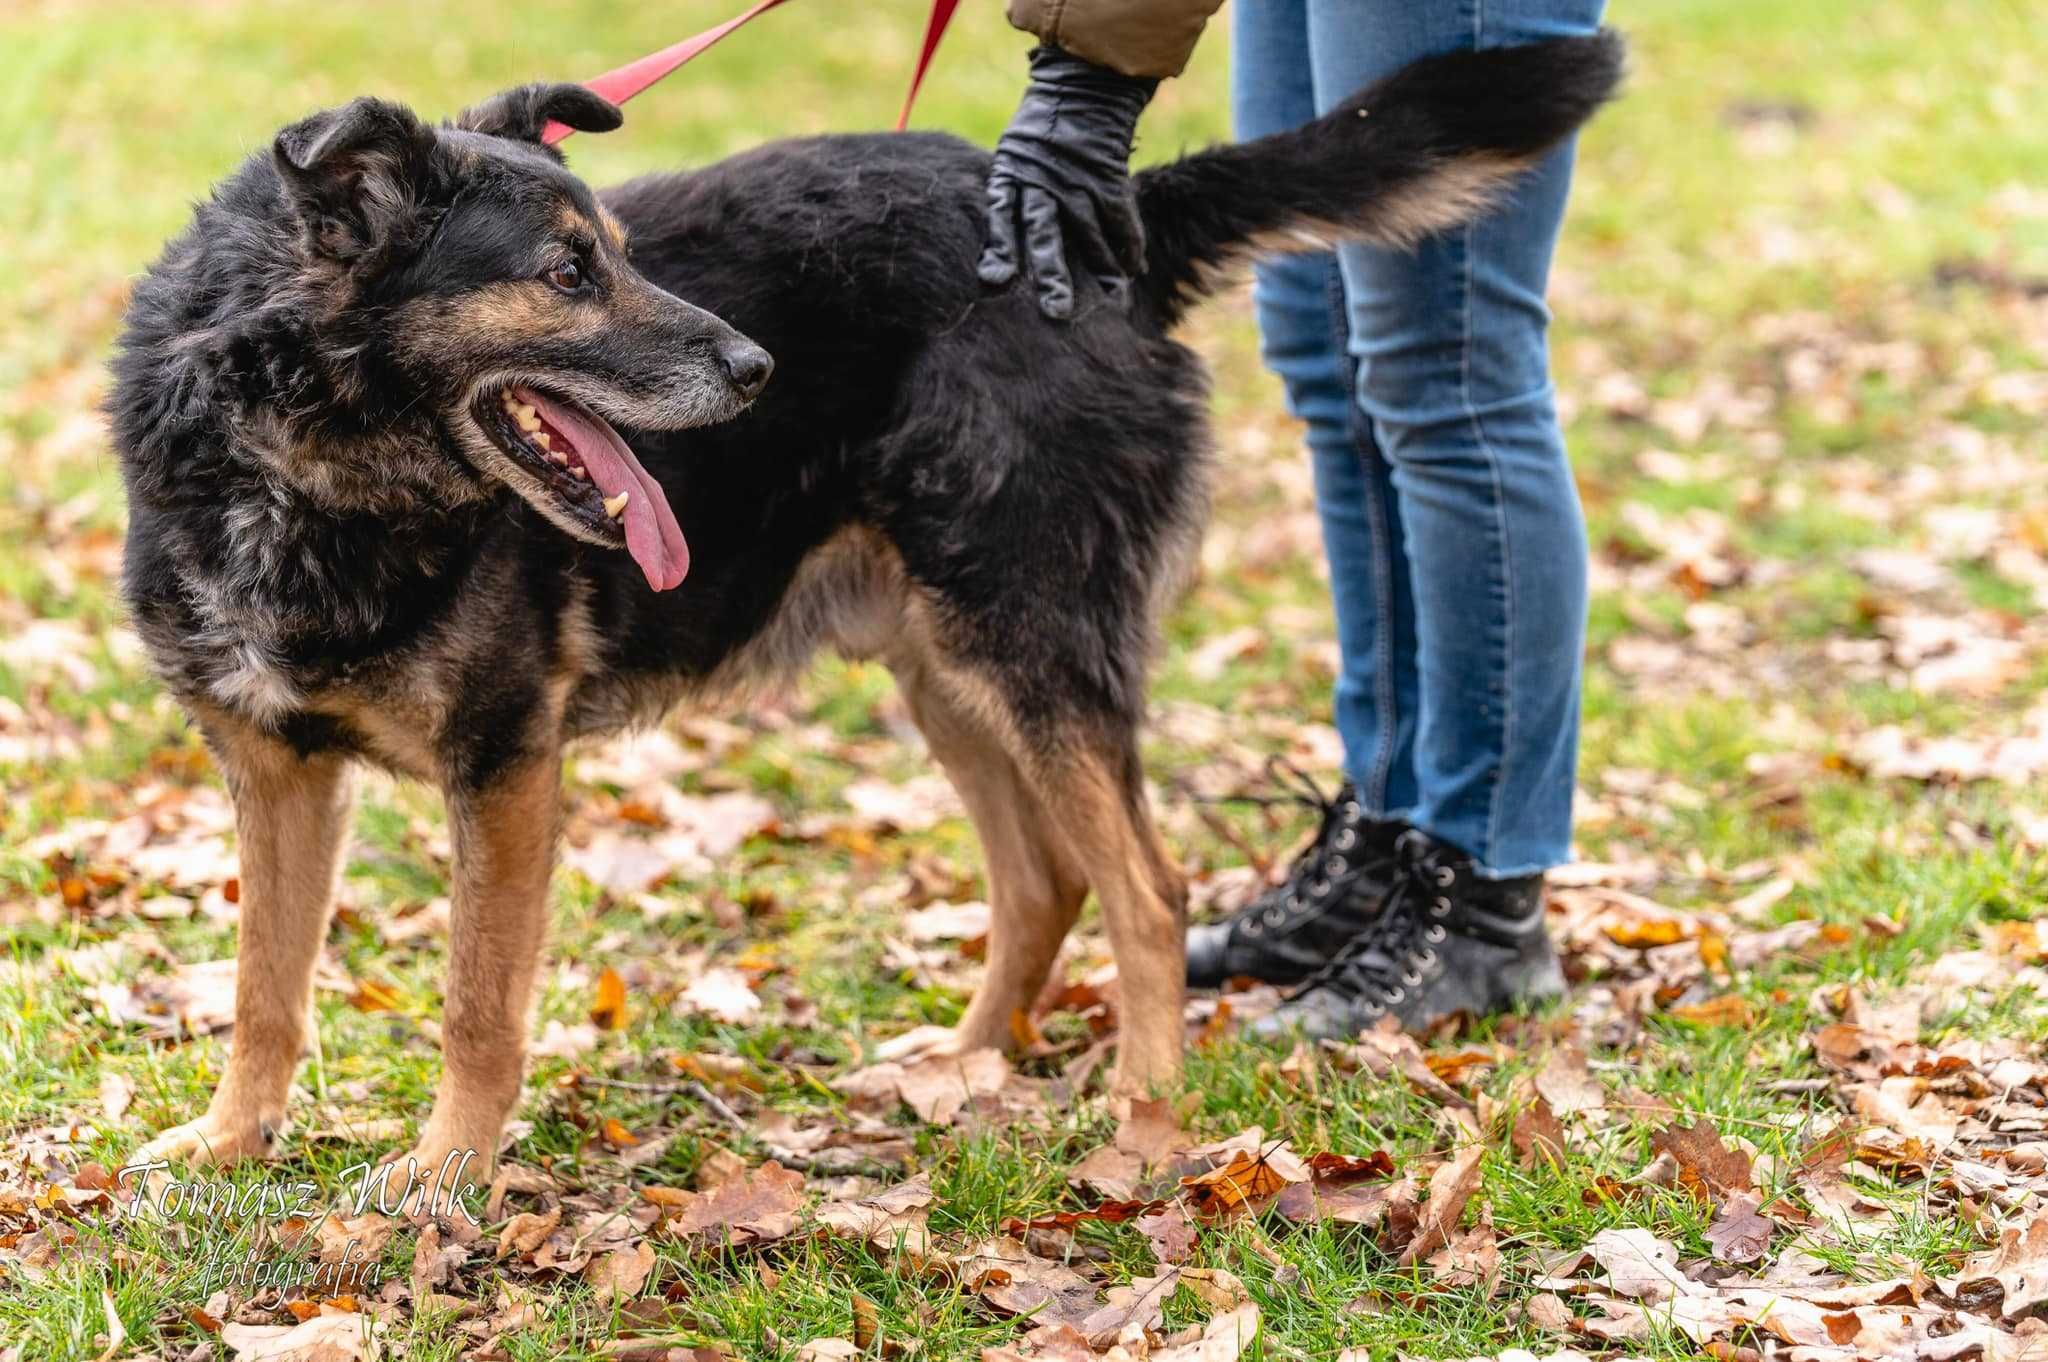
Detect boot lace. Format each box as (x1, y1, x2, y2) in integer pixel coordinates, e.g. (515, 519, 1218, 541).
(1294, 830, 1456, 1014)
(1228, 758, 1375, 936)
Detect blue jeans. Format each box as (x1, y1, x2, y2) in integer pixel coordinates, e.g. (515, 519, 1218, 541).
(1232, 0, 1600, 878)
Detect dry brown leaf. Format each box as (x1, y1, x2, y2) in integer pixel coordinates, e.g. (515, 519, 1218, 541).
(1533, 1046, 1606, 1116)
(1706, 1192, 1774, 1264)
(677, 967, 761, 1024)
(1586, 1227, 1693, 1303)
(586, 1240, 657, 1301)
(1302, 1150, 1396, 1185)
(839, 1045, 1013, 1126)
(1666, 994, 1755, 1027)
(815, 1173, 935, 1256)
(1396, 1145, 1485, 1266)
(1945, 1211, 2048, 1319)
(409, 1223, 469, 1299)
(497, 1205, 562, 1259)
(1151, 1303, 1261, 1361)
(221, 1309, 378, 1361)
(1002, 1197, 1169, 1235)
(1427, 1220, 1503, 1293)
(1180, 1147, 1299, 1224)
(666, 1161, 805, 1248)
(590, 966, 628, 1031)
(1138, 1204, 1200, 1266)
(1513, 1096, 1568, 1168)
(1651, 1120, 1755, 1201)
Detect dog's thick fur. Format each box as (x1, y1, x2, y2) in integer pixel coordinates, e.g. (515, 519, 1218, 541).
(113, 37, 1622, 1181)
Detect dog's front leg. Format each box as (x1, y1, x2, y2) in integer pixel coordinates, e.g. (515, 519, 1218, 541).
(391, 751, 560, 1207)
(132, 721, 355, 1170)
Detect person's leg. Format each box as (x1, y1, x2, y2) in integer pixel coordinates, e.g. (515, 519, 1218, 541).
(1245, 0, 1600, 1041)
(1308, 0, 1601, 879)
(1187, 0, 1419, 990)
(1232, 0, 1420, 820)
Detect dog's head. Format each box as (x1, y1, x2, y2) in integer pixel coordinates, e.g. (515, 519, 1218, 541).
(260, 84, 769, 590)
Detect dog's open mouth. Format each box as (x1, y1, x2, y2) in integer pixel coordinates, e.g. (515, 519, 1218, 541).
(479, 385, 690, 591)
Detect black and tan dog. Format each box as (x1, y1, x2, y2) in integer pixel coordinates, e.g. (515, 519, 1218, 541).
(113, 37, 1621, 1183)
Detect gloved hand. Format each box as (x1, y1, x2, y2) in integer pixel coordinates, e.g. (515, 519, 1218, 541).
(978, 45, 1158, 321)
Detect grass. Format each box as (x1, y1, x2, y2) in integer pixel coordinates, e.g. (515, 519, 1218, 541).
(3, 0, 2048, 1358)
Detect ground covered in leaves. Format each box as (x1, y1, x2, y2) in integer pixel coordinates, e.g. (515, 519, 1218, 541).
(4, 1, 2048, 1360)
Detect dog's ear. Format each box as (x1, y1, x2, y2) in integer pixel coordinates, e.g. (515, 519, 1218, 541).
(456, 83, 623, 144)
(273, 96, 438, 262)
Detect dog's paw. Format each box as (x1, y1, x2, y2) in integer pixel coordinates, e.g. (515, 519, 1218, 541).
(376, 1130, 493, 1222)
(125, 1114, 279, 1193)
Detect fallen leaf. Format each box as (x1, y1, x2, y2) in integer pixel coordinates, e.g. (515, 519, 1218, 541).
(1651, 1120, 1755, 1201)
(1396, 1145, 1485, 1266)
(678, 967, 761, 1024)
(666, 1161, 805, 1248)
(1666, 994, 1755, 1027)
(221, 1309, 378, 1361)
(1706, 1192, 1775, 1264)
(590, 967, 628, 1030)
(586, 1241, 657, 1301)
(1587, 1226, 1693, 1303)
(1533, 1046, 1606, 1116)
(815, 1174, 935, 1256)
(1180, 1147, 1300, 1225)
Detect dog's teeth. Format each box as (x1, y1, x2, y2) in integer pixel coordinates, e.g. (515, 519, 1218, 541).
(603, 491, 630, 520)
(513, 402, 541, 433)
(549, 450, 569, 466)
(532, 430, 552, 449)
(571, 465, 589, 480)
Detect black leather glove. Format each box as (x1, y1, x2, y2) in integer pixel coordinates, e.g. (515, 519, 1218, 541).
(978, 45, 1158, 321)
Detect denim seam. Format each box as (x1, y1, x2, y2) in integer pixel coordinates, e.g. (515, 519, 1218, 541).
(1330, 260, 1399, 814)
(1459, 226, 1514, 872)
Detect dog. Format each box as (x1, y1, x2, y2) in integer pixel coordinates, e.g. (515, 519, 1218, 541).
(112, 35, 1622, 1186)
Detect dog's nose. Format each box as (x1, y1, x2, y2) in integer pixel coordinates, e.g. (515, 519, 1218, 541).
(720, 343, 774, 400)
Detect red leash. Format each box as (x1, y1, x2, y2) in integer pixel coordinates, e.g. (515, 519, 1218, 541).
(542, 0, 962, 146)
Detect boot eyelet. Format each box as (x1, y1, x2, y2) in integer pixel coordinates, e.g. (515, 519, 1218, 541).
(1435, 866, 1455, 887)
(1364, 1000, 1384, 1017)
(1417, 946, 1438, 969)
(1327, 855, 1348, 877)
(1244, 917, 1263, 935)
(1263, 907, 1288, 928)
(1308, 877, 1330, 897)
(1424, 923, 1447, 944)
(1334, 829, 1357, 851)
(1382, 985, 1405, 1005)
(1431, 896, 1452, 917)
(1401, 968, 1422, 986)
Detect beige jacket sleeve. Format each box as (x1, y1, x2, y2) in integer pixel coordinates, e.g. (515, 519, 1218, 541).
(1005, 0, 1226, 79)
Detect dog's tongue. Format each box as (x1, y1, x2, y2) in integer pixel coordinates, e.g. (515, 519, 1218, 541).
(517, 387, 689, 591)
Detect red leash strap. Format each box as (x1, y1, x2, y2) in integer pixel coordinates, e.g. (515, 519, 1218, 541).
(540, 0, 795, 145)
(543, 0, 962, 146)
(896, 0, 963, 131)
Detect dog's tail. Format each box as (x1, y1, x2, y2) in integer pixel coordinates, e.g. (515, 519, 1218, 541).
(1133, 31, 1625, 327)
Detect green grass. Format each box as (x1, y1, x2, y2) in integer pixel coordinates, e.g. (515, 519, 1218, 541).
(3, 1, 2048, 1358)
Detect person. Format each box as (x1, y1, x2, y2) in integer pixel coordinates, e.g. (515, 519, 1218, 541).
(985, 0, 1604, 1038)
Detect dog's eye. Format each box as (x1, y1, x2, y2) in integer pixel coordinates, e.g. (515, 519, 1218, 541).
(544, 260, 584, 293)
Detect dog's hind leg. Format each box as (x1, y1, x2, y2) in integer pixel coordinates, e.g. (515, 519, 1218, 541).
(884, 637, 1185, 1101)
(1021, 736, 1187, 1101)
(888, 654, 1089, 1058)
(391, 748, 561, 1204)
(131, 715, 355, 1170)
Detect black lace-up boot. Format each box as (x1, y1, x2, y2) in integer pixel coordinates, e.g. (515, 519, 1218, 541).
(1246, 827, 1564, 1041)
(1185, 764, 1406, 990)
